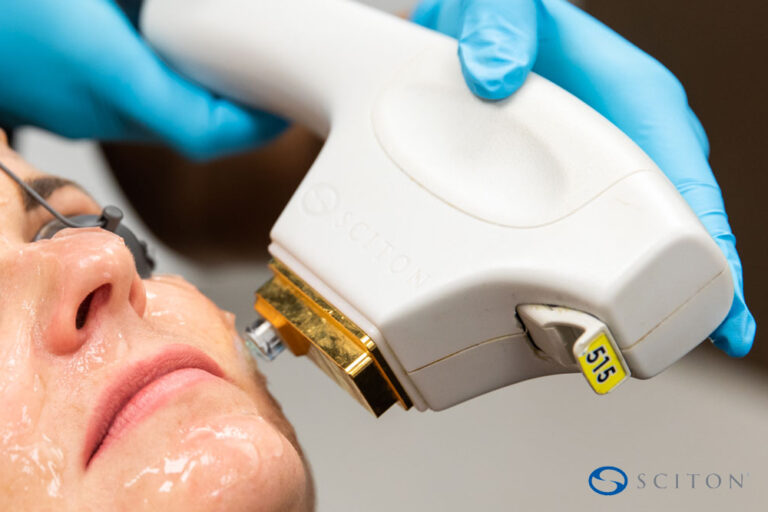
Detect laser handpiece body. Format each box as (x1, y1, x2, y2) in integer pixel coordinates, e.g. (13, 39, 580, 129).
(141, 0, 733, 415)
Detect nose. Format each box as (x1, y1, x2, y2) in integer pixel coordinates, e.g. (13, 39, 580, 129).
(42, 228, 146, 355)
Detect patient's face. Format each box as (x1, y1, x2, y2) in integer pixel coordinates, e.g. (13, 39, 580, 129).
(0, 132, 313, 511)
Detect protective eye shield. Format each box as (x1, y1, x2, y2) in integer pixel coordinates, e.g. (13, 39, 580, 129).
(0, 158, 155, 278)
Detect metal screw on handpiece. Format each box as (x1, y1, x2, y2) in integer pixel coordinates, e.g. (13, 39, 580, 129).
(245, 317, 285, 361)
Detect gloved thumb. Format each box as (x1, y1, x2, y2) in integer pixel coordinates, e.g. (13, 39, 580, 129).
(457, 0, 540, 100)
(412, 0, 540, 100)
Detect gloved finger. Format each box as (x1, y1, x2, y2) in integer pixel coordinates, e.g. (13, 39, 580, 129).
(681, 178, 755, 356)
(533, 1, 715, 211)
(457, 0, 539, 100)
(644, 136, 755, 356)
(94, 15, 287, 160)
(533, 0, 755, 355)
(411, 0, 448, 31)
(121, 57, 287, 160)
(710, 239, 756, 357)
(687, 107, 710, 158)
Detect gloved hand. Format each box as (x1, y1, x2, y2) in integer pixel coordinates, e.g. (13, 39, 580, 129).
(0, 0, 285, 160)
(413, 0, 755, 357)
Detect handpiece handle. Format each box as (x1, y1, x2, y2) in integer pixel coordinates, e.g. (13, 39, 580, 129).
(140, 0, 438, 136)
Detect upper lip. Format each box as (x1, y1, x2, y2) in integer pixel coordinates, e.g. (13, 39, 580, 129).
(83, 345, 225, 468)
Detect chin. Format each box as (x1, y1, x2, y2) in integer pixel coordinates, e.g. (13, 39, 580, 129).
(85, 381, 313, 511)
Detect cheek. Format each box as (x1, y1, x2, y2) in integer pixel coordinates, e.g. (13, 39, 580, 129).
(0, 241, 66, 349)
(0, 250, 55, 439)
(0, 247, 74, 506)
(0, 365, 67, 506)
(143, 279, 250, 372)
(143, 279, 228, 338)
(0, 208, 25, 250)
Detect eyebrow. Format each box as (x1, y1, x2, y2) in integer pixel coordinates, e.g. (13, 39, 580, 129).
(22, 176, 85, 211)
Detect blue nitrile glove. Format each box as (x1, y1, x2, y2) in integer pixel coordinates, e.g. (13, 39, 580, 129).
(413, 0, 755, 357)
(0, 0, 286, 160)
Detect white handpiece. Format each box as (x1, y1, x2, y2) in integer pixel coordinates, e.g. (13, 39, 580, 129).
(141, 0, 733, 415)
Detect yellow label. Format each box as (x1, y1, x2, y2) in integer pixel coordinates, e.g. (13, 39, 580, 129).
(576, 333, 628, 394)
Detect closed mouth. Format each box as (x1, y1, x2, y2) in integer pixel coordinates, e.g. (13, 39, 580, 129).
(84, 345, 225, 468)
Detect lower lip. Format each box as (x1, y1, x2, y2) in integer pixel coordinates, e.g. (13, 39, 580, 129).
(93, 368, 219, 462)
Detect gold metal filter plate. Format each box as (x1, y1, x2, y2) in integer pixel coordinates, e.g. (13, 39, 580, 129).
(255, 260, 411, 417)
